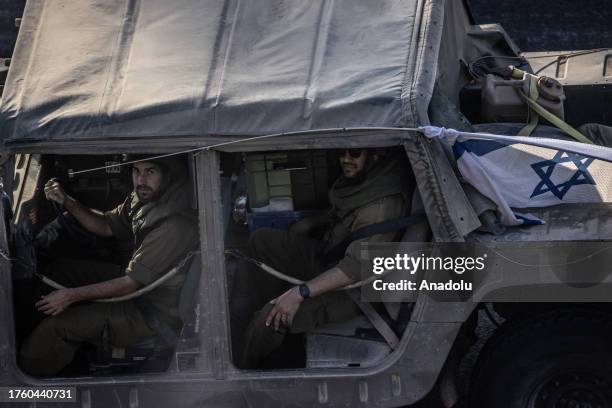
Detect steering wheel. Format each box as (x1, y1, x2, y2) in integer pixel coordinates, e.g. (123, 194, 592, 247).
(50, 201, 96, 246)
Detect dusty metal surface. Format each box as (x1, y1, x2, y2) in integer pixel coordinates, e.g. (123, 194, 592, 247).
(404, 135, 480, 243)
(525, 50, 612, 86)
(470, 203, 612, 243)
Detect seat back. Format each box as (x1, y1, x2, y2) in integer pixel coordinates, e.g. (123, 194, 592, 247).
(177, 255, 202, 338)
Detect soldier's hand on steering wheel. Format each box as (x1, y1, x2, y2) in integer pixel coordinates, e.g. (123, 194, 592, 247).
(44, 178, 68, 206)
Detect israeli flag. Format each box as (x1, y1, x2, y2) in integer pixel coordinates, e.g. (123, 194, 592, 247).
(421, 126, 612, 226)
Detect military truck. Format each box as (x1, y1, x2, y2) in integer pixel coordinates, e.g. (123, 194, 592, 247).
(0, 0, 611, 407)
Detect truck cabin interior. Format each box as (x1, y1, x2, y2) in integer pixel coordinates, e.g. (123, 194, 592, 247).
(10, 147, 426, 377)
(11, 154, 200, 376)
(222, 148, 425, 370)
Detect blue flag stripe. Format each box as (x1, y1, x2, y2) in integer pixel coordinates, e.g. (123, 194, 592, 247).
(452, 140, 518, 159)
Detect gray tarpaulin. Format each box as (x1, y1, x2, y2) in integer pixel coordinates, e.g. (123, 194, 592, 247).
(0, 0, 443, 146)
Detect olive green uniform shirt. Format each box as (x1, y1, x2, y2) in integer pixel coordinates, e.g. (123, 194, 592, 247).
(105, 195, 198, 324)
(323, 194, 406, 280)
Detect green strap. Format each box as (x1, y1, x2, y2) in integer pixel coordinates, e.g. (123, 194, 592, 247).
(509, 67, 592, 144)
(517, 74, 540, 136)
(517, 89, 593, 144)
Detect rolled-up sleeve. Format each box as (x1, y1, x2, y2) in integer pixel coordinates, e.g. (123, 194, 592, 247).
(336, 194, 406, 280)
(127, 216, 199, 285)
(104, 198, 133, 241)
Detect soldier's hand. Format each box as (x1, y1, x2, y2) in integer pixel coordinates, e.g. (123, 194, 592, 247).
(35, 289, 76, 316)
(43, 178, 68, 205)
(266, 287, 303, 331)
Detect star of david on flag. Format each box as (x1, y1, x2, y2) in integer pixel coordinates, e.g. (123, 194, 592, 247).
(530, 151, 595, 200)
(421, 126, 612, 226)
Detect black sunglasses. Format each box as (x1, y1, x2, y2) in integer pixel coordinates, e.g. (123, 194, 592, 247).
(336, 149, 365, 159)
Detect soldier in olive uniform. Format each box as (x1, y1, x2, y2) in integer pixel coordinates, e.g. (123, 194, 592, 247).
(231, 148, 413, 368)
(579, 123, 612, 147)
(20, 156, 198, 376)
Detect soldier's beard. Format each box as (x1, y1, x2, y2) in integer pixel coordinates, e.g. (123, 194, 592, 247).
(136, 186, 161, 203)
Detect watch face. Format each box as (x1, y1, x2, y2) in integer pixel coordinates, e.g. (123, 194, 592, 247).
(299, 284, 310, 299)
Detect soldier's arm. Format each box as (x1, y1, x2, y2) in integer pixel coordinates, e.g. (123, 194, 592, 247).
(266, 266, 353, 330)
(305, 266, 353, 294)
(69, 276, 142, 302)
(267, 196, 405, 329)
(289, 212, 331, 237)
(35, 276, 142, 316)
(293, 198, 405, 295)
(44, 179, 113, 237)
(302, 195, 406, 295)
(64, 197, 113, 237)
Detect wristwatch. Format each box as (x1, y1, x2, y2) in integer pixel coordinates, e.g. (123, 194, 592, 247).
(298, 284, 311, 299)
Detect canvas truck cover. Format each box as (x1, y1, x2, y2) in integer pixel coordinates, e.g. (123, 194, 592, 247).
(0, 0, 443, 148)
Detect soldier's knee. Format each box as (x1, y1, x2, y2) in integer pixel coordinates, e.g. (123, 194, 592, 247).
(250, 304, 279, 332)
(33, 315, 65, 340)
(18, 318, 60, 373)
(32, 312, 83, 346)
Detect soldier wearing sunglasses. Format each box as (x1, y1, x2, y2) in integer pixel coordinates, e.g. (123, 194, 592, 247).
(231, 148, 413, 368)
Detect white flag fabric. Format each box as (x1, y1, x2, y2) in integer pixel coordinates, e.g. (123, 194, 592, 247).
(421, 126, 612, 226)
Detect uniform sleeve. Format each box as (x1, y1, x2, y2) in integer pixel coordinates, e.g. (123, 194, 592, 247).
(336, 194, 406, 281)
(127, 216, 199, 286)
(104, 198, 133, 241)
